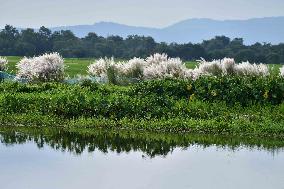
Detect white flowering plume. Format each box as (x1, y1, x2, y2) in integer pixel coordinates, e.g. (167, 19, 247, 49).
(88, 53, 192, 81)
(88, 57, 115, 78)
(234, 62, 269, 76)
(280, 65, 284, 77)
(121, 57, 146, 78)
(195, 58, 269, 77)
(0, 56, 8, 71)
(144, 57, 191, 80)
(146, 53, 168, 65)
(88, 54, 273, 83)
(16, 53, 65, 82)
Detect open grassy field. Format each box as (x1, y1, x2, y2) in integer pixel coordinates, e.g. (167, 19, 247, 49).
(5, 56, 282, 77)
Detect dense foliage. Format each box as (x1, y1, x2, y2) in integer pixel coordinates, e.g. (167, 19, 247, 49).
(0, 78, 283, 136)
(1, 25, 284, 64)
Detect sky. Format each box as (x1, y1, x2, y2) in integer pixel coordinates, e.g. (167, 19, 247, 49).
(0, 0, 284, 28)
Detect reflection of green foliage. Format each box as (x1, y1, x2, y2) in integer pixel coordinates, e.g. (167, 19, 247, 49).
(0, 127, 284, 158)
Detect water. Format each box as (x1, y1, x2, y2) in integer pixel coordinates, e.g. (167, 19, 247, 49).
(0, 127, 284, 189)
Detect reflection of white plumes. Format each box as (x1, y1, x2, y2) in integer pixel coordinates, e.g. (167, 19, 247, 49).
(16, 53, 65, 81)
(280, 65, 284, 77)
(0, 56, 8, 71)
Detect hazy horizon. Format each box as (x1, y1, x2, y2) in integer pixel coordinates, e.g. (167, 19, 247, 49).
(1, 0, 284, 28)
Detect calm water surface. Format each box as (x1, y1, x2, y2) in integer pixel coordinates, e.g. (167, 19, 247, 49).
(0, 128, 284, 189)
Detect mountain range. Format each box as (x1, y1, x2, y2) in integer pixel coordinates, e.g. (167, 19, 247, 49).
(50, 17, 284, 45)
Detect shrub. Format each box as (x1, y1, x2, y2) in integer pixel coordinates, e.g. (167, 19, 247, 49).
(16, 53, 65, 82)
(0, 56, 8, 71)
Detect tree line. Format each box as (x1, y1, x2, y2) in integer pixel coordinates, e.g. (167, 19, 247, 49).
(0, 25, 284, 64)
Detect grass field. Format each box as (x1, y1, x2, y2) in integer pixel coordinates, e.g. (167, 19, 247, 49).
(4, 56, 282, 77)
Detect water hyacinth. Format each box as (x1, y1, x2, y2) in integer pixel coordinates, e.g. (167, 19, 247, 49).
(16, 53, 65, 82)
(0, 56, 8, 71)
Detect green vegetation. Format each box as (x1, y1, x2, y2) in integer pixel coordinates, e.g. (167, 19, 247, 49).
(0, 77, 283, 138)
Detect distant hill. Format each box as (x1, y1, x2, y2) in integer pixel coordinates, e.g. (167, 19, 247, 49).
(51, 17, 284, 44)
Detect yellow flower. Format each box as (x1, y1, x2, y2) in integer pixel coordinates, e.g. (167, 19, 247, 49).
(187, 84, 192, 91)
(211, 90, 217, 97)
(263, 90, 269, 99)
(189, 94, 195, 101)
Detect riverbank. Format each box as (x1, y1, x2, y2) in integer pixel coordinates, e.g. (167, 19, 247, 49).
(0, 77, 283, 138)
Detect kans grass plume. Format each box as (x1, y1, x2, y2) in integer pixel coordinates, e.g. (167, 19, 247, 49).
(88, 54, 272, 82)
(195, 58, 269, 77)
(88, 53, 193, 81)
(16, 53, 65, 82)
(0, 56, 8, 71)
(280, 65, 284, 77)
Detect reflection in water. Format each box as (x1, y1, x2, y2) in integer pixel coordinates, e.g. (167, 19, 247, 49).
(0, 127, 284, 157)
